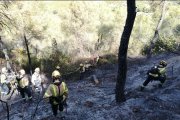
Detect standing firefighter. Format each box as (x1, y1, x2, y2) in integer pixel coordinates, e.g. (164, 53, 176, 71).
(31, 67, 42, 93)
(0, 67, 8, 84)
(79, 61, 92, 80)
(0, 67, 10, 95)
(79, 63, 85, 80)
(141, 60, 167, 91)
(16, 69, 32, 101)
(43, 70, 68, 118)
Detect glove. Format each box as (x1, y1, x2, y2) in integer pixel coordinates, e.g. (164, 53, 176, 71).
(62, 95, 67, 102)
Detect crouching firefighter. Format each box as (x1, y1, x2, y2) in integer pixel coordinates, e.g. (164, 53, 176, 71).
(141, 60, 167, 91)
(43, 70, 68, 118)
(16, 69, 32, 101)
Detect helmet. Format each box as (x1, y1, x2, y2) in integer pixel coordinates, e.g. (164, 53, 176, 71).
(1, 67, 7, 73)
(80, 63, 83, 66)
(19, 69, 25, 75)
(159, 60, 167, 67)
(35, 67, 40, 73)
(56, 66, 60, 70)
(52, 70, 61, 78)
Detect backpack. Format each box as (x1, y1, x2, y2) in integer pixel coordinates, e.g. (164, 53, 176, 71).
(147, 66, 159, 75)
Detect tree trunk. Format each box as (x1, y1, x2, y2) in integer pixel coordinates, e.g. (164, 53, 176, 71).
(115, 0, 136, 103)
(24, 34, 32, 75)
(146, 1, 166, 58)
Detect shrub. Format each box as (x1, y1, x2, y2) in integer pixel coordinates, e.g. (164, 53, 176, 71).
(142, 36, 178, 55)
(21, 56, 41, 74)
(97, 54, 117, 66)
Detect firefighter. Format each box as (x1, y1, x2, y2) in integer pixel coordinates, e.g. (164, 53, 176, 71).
(141, 60, 167, 91)
(1, 67, 8, 84)
(0, 67, 11, 95)
(31, 67, 42, 93)
(43, 70, 68, 118)
(16, 69, 32, 101)
(79, 63, 85, 80)
(93, 55, 99, 66)
(79, 60, 93, 80)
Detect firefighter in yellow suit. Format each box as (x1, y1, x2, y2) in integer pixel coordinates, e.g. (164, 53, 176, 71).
(16, 69, 32, 101)
(43, 70, 68, 118)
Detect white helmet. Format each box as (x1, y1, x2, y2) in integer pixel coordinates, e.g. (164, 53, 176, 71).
(19, 69, 25, 76)
(56, 66, 60, 70)
(1, 67, 7, 74)
(52, 70, 61, 78)
(35, 67, 40, 73)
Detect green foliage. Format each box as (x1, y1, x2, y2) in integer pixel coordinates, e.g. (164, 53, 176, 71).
(141, 44, 149, 55)
(21, 56, 41, 73)
(173, 24, 180, 37)
(97, 25, 115, 52)
(97, 58, 109, 66)
(97, 54, 117, 66)
(0, 1, 13, 32)
(0, 1, 179, 68)
(0, 50, 5, 58)
(17, 52, 71, 76)
(142, 36, 178, 55)
(103, 54, 118, 64)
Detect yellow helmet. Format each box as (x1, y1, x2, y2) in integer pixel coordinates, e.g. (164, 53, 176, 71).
(80, 63, 83, 66)
(159, 60, 167, 67)
(52, 70, 61, 78)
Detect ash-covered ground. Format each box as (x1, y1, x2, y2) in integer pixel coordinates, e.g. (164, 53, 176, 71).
(0, 53, 180, 120)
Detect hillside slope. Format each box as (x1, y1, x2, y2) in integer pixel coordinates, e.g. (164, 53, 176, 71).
(0, 53, 180, 120)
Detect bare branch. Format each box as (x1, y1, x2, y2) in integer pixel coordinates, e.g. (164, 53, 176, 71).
(146, 0, 166, 58)
(0, 11, 12, 21)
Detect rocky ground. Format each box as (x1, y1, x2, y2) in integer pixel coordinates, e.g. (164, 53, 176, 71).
(0, 53, 180, 120)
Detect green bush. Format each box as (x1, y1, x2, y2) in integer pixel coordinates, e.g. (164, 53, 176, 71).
(98, 58, 109, 65)
(173, 24, 180, 37)
(21, 56, 41, 74)
(97, 54, 117, 66)
(0, 50, 4, 58)
(142, 36, 178, 55)
(103, 54, 118, 64)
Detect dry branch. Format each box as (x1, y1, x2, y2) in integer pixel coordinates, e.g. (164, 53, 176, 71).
(147, 0, 166, 58)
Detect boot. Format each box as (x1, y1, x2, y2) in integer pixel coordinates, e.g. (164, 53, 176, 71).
(57, 112, 65, 120)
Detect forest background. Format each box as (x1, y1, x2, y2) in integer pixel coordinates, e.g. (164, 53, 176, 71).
(0, 1, 179, 76)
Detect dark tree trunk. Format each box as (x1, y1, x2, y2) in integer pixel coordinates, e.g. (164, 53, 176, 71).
(115, 0, 136, 103)
(24, 34, 32, 75)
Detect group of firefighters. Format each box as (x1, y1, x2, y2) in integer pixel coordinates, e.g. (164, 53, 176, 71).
(0, 66, 68, 119)
(0, 59, 168, 119)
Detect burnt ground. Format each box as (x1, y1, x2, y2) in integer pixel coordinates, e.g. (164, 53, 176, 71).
(0, 53, 180, 120)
